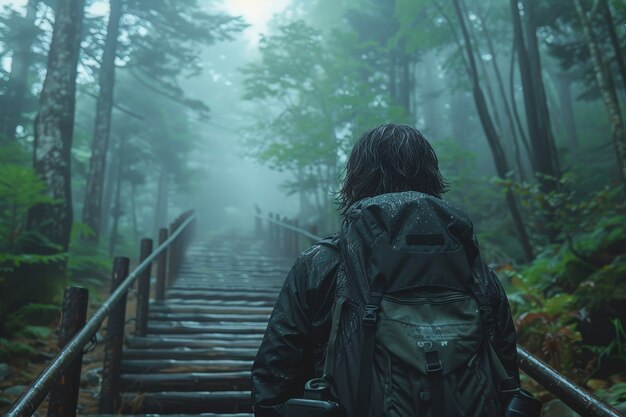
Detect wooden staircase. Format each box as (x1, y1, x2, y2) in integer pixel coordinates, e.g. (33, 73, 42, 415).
(117, 236, 290, 415)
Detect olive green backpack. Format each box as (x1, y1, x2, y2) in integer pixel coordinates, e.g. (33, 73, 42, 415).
(318, 192, 517, 417)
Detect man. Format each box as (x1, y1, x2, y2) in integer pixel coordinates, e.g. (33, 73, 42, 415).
(251, 124, 520, 417)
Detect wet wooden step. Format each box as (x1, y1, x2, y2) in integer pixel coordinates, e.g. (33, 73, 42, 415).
(126, 336, 263, 349)
(121, 371, 250, 392)
(148, 312, 270, 322)
(147, 323, 267, 335)
(168, 285, 280, 293)
(123, 347, 258, 361)
(164, 290, 278, 301)
(120, 391, 252, 414)
(149, 305, 273, 316)
(92, 414, 252, 417)
(153, 299, 275, 307)
(122, 359, 253, 373)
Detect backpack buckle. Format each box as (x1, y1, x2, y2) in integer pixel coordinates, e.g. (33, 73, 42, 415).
(425, 359, 443, 373)
(362, 305, 379, 326)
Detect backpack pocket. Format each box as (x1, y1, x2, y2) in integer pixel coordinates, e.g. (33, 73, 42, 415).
(375, 289, 497, 417)
(377, 290, 483, 376)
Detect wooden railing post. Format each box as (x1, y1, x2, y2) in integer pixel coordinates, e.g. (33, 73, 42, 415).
(47, 287, 89, 417)
(135, 238, 153, 337)
(99, 257, 130, 414)
(156, 228, 168, 301)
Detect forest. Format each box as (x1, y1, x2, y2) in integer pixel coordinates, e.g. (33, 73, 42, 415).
(0, 0, 625, 413)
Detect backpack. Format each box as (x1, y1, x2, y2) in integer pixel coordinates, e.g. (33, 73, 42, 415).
(319, 192, 516, 417)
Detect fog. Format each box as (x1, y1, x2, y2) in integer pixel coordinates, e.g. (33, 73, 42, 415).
(0, 0, 624, 260)
(2, 2, 626, 412)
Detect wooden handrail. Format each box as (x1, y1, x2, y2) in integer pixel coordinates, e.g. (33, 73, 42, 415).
(5, 211, 197, 417)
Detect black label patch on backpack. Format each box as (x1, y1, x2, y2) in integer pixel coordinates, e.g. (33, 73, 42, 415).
(405, 234, 445, 246)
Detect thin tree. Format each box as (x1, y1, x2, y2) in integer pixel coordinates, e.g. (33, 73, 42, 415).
(599, 0, 626, 92)
(509, 0, 561, 187)
(573, 0, 626, 192)
(82, 0, 123, 241)
(452, 0, 534, 262)
(0, 0, 39, 141)
(475, 2, 531, 180)
(26, 0, 86, 277)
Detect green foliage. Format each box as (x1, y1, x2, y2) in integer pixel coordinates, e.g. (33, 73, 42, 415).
(3, 302, 59, 335)
(508, 272, 583, 377)
(585, 319, 626, 375)
(67, 222, 110, 287)
(0, 337, 35, 361)
(241, 20, 410, 214)
(503, 180, 626, 384)
(434, 140, 521, 260)
(0, 162, 57, 254)
(594, 382, 626, 409)
(0, 146, 68, 336)
(0, 306, 56, 359)
(14, 325, 52, 339)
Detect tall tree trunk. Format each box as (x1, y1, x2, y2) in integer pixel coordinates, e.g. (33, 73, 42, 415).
(509, 39, 535, 169)
(0, 0, 39, 142)
(600, 0, 626, 92)
(108, 135, 125, 256)
(476, 4, 529, 180)
(523, 0, 560, 178)
(452, 0, 534, 262)
(82, 0, 123, 241)
(25, 0, 86, 281)
(100, 140, 118, 237)
(510, 0, 560, 186)
(574, 0, 626, 192)
(552, 72, 579, 152)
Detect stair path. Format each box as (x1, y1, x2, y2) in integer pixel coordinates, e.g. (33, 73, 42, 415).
(118, 236, 291, 415)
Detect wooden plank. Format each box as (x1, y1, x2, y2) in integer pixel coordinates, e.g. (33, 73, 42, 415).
(149, 305, 273, 315)
(120, 391, 252, 414)
(152, 299, 274, 307)
(90, 414, 252, 417)
(121, 359, 253, 373)
(125, 336, 263, 349)
(120, 371, 251, 392)
(123, 347, 257, 361)
(168, 283, 281, 290)
(163, 290, 278, 301)
(148, 312, 270, 322)
(147, 323, 267, 335)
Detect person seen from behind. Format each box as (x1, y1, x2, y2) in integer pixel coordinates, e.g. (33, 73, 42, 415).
(251, 124, 528, 417)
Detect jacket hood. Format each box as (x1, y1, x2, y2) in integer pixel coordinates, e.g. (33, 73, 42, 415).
(340, 192, 479, 302)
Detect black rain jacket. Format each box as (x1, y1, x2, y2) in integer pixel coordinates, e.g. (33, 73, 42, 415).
(251, 193, 520, 417)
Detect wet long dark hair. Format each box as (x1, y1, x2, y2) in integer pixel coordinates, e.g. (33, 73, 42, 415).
(338, 124, 449, 214)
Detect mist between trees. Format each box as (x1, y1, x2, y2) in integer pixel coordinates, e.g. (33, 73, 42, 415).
(0, 0, 625, 407)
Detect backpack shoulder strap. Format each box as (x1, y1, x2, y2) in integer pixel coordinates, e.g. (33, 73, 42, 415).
(468, 278, 518, 394)
(322, 296, 348, 378)
(355, 275, 385, 417)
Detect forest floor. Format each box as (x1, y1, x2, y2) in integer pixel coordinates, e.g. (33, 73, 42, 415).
(0, 275, 142, 416)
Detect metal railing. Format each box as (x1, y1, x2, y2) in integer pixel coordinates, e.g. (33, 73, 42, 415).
(256, 211, 625, 417)
(4, 210, 197, 417)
